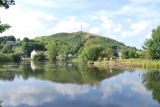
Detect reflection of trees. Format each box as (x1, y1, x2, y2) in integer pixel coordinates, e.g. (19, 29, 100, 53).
(19, 61, 124, 87)
(0, 61, 124, 87)
(142, 71, 160, 103)
(0, 62, 19, 81)
(78, 64, 123, 87)
(0, 71, 15, 81)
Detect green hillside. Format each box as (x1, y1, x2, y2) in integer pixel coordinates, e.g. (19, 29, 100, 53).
(34, 31, 125, 54)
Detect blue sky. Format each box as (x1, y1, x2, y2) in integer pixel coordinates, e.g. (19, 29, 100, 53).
(0, 0, 160, 49)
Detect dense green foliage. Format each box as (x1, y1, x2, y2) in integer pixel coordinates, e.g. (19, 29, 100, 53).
(100, 48, 117, 58)
(35, 32, 125, 55)
(80, 45, 104, 62)
(121, 47, 137, 59)
(0, 52, 11, 61)
(0, 52, 22, 62)
(21, 37, 45, 56)
(0, 24, 11, 33)
(80, 38, 117, 62)
(33, 52, 46, 61)
(46, 42, 57, 60)
(143, 26, 160, 59)
(1, 44, 12, 53)
(10, 53, 22, 62)
(0, 0, 15, 9)
(0, 36, 16, 44)
(0, 0, 15, 34)
(35, 32, 125, 61)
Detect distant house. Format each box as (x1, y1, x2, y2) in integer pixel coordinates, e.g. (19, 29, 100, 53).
(116, 47, 122, 59)
(6, 41, 16, 46)
(67, 54, 78, 58)
(31, 50, 44, 59)
(31, 50, 37, 59)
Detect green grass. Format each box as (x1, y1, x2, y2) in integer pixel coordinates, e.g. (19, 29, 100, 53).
(94, 59, 160, 70)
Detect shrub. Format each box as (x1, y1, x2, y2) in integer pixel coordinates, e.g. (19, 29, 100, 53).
(0, 52, 11, 62)
(33, 52, 46, 61)
(10, 53, 22, 62)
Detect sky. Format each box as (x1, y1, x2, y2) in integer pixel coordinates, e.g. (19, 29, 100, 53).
(0, 0, 160, 49)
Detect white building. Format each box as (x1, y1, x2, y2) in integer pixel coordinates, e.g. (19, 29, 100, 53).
(31, 50, 37, 59)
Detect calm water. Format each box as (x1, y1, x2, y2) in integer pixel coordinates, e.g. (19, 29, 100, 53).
(0, 61, 160, 107)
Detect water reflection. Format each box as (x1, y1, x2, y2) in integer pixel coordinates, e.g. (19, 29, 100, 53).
(0, 61, 160, 107)
(142, 71, 160, 104)
(0, 61, 124, 87)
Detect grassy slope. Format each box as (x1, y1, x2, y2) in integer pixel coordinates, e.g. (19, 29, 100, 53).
(34, 31, 125, 54)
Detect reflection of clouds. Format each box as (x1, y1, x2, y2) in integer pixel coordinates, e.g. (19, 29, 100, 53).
(55, 84, 88, 99)
(0, 83, 89, 106)
(122, 78, 148, 94)
(101, 74, 149, 100)
(101, 83, 122, 100)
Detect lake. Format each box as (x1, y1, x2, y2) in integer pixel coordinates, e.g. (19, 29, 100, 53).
(0, 61, 160, 107)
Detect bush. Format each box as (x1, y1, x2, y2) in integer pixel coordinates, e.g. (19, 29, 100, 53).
(80, 45, 104, 62)
(33, 52, 46, 61)
(0, 52, 11, 62)
(9, 53, 22, 62)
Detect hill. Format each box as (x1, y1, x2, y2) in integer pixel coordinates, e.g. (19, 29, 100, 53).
(34, 31, 125, 54)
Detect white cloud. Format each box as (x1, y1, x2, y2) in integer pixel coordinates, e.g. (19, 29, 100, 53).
(19, 0, 55, 7)
(101, 16, 114, 30)
(53, 16, 89, 33)
(89, 27, 100, 34)
(18, 0, 88, 8)
(113, 23, 122, 33)
(130, 0, 160, 3)
(0, 6, 56, 39)
(121, 21, 150, 37)
(0, 84, 88, 106)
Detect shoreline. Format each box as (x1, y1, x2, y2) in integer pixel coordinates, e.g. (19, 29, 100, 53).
(90, 59, 160, 70)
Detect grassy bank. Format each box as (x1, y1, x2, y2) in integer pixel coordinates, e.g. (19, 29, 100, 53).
(93, 59, 160, 70)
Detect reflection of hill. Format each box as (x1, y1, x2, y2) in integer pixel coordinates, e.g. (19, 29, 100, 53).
(19, 61, 124, 87)
(0, 61, 124, 87)
(142, 71, 160, 104)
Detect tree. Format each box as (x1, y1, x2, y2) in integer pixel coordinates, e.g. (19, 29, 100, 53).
(21, 38, 45, 56)
(0, 0, 15, 33)
(121, 47, 136, 59)
(143, 26, 160, 59)
(0, 24, 11, 33)
(46, 42, 57, 60)
(33, 52, 46, 61)
(80, 45, 104, 62)
(0, 0, 15, 9)
(100, 48, 116, 58)
(2, 44, 12, 53)
(84, 38, 101, 47)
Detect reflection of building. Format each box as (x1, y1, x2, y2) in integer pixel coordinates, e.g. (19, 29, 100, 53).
(31, 61, 36, 71)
